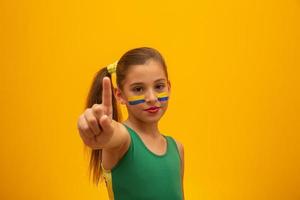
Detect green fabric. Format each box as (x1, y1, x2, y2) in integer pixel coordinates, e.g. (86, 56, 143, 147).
(110, 124, 183, 200)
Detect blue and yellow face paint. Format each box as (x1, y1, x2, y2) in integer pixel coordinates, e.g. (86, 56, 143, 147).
(157, 92, 169, 102)
(128, 95, 146, 105)
(128, 92, 169, 105)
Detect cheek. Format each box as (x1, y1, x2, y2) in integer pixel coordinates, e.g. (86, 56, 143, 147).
(126, 103, 145, 113)
(158, 94, 169, 108)
(157, 92, 169, 102)
(160, 102, 168, 110)
(127, 95, 146, 106)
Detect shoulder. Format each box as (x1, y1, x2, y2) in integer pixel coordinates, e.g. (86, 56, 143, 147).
(173, 138, 184, 161)
(101, 123, 131, 170)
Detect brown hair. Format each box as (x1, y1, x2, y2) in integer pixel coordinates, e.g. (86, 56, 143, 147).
(85, 47, 169, 185)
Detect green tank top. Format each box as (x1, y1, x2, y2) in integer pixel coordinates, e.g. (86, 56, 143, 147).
(102, 124, 183, 200)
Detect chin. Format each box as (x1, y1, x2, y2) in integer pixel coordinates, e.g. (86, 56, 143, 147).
(141, 111, 166, 124)
(143, 116, 162, 123)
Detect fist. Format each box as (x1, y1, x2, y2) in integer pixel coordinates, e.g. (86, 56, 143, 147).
(77, 77, 115, 149)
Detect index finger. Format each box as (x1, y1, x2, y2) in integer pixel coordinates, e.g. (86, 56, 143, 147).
(102, 76, 112, 111)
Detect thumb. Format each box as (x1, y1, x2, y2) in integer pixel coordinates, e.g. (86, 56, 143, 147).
(99, 115, 114, 134)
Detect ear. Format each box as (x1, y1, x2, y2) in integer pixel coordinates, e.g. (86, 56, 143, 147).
(114, 87, 127, 104)
(167, 80, 171, 94)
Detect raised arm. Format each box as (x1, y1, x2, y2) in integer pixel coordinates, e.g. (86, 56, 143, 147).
(77, 77, 129, 150)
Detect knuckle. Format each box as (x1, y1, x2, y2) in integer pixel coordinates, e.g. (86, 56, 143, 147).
(86, 116, 97, 125)
(77, 116, 88, 131)
(93, 105, 103, 116)
(81, 123, 91, 132)
(92, 104, 100, 110)
(84, 110, 97, 124)
(93, 104, 103, 112)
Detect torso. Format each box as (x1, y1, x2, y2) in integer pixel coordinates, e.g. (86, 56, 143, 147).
(101, 124, 183, 200)
(102, 123, 176, 171)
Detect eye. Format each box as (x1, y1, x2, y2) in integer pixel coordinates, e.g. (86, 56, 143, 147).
(132, 86, 143, 93)
(155, 84, 165, 90)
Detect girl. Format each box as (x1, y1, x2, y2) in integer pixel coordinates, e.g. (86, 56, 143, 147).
(77, 47, 185, 200)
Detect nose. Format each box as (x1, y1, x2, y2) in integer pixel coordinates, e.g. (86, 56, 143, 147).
(145, 89, 158, 104)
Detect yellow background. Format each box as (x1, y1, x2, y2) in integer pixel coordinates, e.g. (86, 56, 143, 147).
(1, 0, 299, 199)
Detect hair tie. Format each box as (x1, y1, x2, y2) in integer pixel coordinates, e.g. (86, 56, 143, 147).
(107, 61, 118, 74)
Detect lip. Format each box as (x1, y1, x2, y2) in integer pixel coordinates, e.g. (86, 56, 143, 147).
(144, 106, 160, 112)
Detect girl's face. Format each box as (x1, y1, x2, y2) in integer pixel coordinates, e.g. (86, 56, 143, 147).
(115, 59, 170, 124)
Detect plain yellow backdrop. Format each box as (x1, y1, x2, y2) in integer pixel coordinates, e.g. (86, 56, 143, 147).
(1, 0, 299, 199)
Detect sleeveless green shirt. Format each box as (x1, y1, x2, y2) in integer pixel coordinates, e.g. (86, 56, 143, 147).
(102, 124, 183, 200)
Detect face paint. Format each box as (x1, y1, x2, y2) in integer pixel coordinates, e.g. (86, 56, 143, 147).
(128, 95, 146, 105)
(157, 92, 169, 102)
(127, 92, 169, 105)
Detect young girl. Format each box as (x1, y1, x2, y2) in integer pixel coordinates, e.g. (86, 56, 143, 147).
(77, 47, 185, 200)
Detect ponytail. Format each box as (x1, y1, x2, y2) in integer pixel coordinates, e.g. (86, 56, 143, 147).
(85, 66, 120, 185)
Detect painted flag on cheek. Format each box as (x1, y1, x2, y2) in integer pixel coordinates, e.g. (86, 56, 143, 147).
(128, 95, 146, 105)
(157, 92, 169, 102)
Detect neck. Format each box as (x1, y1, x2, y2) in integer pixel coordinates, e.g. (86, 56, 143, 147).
(124, 116, 160, 137)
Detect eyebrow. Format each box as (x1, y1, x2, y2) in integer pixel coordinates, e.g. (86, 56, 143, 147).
(129, 78, 166, 87)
